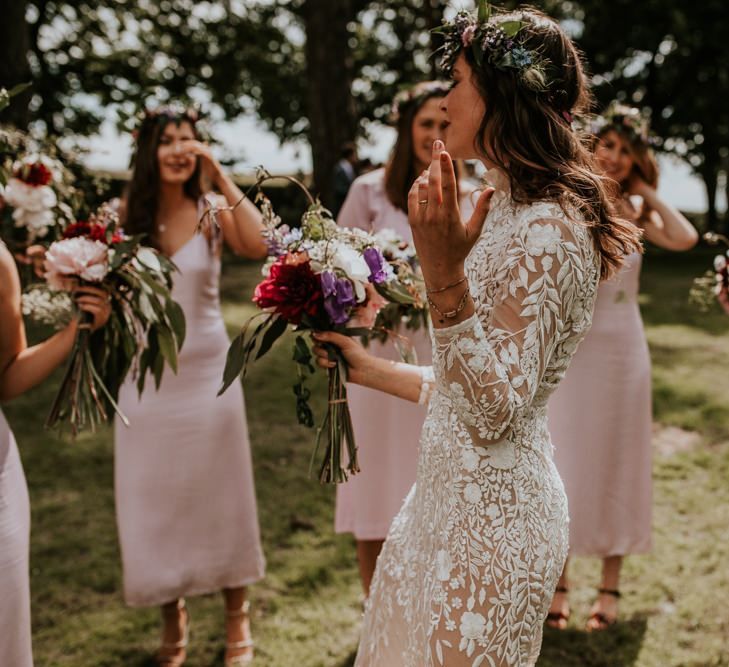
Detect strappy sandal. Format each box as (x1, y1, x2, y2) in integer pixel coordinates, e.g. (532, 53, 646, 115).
(156, 599, 190, 666)
(225, 599, 254, 666)
(545, 586, 570, 629)
(586, 588, 620, 631)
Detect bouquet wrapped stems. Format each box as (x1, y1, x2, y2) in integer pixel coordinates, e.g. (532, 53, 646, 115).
(311, 344, 359, 483)
(46, 310, 128, 435)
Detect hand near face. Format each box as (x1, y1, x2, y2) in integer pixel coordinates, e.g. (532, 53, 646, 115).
(407, 140, 494, 286)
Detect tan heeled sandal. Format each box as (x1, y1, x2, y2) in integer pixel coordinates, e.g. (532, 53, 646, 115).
(225, 599, 254, 666)
(156, 599, 190, 666)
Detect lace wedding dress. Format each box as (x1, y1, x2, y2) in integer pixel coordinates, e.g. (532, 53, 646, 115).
(355, 171, 600, 667)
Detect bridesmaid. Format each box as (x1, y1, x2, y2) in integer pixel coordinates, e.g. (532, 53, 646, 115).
(0, 242, 109, 667)
(114, 107, 267, 666)
(546, 104, 698, 630)
(335, 81, 473, 596)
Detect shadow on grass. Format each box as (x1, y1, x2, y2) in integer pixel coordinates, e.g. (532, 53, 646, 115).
(336, 648, 357, 667)
(539, 615, 648, 666)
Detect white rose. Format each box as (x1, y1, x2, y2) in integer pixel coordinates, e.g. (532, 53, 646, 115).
(435, 549, 453, 581)
(464, 482, 482, 504)
(332, 243, 371, 301)
(459, 611, 486, 640)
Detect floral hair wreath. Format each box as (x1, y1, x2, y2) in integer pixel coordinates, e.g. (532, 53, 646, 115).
(390, 81, 452, 123)
(590, 103, 654, 145)
(434, 0, 547, 92)
(131, 103, 211, 142)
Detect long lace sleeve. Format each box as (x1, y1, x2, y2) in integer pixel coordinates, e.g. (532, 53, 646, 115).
(432, 217, 588, 448)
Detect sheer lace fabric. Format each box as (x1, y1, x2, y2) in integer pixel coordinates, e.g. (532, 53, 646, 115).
(355, 176, 600, 667)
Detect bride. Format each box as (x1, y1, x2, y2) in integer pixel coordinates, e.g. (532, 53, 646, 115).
(313, 4, 642, 665)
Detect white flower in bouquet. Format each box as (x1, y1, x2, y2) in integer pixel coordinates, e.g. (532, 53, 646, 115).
(21, 286, 73, 328)
(3, 178, 58, 239)
(44, 237, 110, 290)
(330, 242, 372, 301)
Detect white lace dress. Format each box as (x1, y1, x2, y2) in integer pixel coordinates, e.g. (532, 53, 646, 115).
(355, 173, 600, 667)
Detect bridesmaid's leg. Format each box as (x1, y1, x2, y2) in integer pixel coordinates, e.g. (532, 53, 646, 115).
(356, 539, 385, 597)
(546, 557, 570, 629)
(157, 598, 188, 665)
(223, 586, 254, 664)
(586, 555, 622, 630)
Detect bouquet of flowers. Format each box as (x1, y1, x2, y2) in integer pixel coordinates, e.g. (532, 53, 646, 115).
(33, 203, 186, 434)
(690, 232, 729, 311)
(212, 172, 421, 483)
(0, 154, 75, 246)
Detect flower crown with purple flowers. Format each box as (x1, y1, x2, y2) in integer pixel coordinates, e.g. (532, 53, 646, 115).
(591, 103, 652, 145)
(434, 0, 547, 91)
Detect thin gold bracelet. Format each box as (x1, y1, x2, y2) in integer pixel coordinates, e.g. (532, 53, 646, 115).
(425, 275, 467, 295)
(427, 285, 471, 324)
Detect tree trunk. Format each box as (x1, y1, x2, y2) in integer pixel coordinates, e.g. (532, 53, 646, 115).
(0, 0, 31, 128)
(700, 162, 719, 231)
(302, 0, 358, 207)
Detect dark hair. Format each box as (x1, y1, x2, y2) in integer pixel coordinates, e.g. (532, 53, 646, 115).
(123, 110, 202, 248)
(596, 125, 659, 224)
(384, 81, 457, 213)
(340, 142, 357, 160)
(464, 8, 642, 280)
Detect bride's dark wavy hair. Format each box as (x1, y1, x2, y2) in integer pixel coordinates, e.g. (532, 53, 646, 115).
(123, 108, 202, 249)
(463, 7, 642, 280)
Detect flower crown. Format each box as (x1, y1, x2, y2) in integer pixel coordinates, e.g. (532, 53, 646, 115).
(390, 81, 451, 122)
(591, 103, 652, 144)
(434, 0, 547, 91)
(132, 103, 210, 141)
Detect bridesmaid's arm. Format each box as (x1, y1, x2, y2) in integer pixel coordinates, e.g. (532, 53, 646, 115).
(630, 179, 698, 251)
(311, 331, 425, 404)
(0, 246, 111, 401)
(212, 172, 268, 260)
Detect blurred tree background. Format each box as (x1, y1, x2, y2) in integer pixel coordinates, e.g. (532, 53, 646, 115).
(1, 0, 727, 226)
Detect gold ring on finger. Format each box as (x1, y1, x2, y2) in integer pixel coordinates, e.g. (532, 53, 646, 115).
(418, 199, 428, 205)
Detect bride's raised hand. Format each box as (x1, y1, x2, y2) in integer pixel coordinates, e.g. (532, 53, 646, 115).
(311, 331, 372, 386)
(408, 140, 494, 286)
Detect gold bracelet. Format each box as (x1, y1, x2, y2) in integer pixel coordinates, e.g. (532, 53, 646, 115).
(427, 285, 471, 324)
(425, 275, 467, 295)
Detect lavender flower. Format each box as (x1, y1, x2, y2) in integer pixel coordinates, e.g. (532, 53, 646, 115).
(363, 246, 389, 284)
(321, 272, 356, 325)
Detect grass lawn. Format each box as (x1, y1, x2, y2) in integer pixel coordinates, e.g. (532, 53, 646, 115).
(4, 247, 729, 666)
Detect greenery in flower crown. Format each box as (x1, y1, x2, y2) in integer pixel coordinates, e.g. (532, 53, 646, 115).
(590, 102, 652, 144)
(434, 0, 547, 91)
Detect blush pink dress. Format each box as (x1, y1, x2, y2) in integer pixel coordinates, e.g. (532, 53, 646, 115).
(114, 228, 265, 606)
(0, 409, 33, 667)
(335, 169, 475, 540)
(548, 252, 653, 556)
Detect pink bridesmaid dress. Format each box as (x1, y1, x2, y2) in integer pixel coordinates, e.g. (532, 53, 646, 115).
(548, 252, 652, 555)
(335, 169, 474, 540)
(0, 409, 33, 667)
(335, 168, 431, 540)
(114, 223, 265, 606)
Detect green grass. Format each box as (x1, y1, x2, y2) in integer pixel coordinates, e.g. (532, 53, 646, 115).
(4, 248, 729, 666)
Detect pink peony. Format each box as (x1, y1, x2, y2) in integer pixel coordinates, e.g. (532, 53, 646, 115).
(44, 237, 110, 290)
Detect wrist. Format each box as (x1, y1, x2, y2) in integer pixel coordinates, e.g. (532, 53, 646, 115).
(423, 266, 466, 291)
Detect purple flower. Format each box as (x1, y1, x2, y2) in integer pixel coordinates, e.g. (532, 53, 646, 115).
(321, 273, 357, 325)
(363, 246, 389, 284)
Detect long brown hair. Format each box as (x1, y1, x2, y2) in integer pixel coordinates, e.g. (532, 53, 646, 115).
(384, 81, 457, 212)
(123, 109, 202, 248)
(464, 8, 642, 280)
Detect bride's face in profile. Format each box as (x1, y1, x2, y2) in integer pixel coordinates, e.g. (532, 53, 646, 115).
(440, 54, 486, 161)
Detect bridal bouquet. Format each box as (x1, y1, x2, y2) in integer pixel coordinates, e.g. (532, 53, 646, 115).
(213, 173, 421, 483)
(33, 203, 185, 434)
